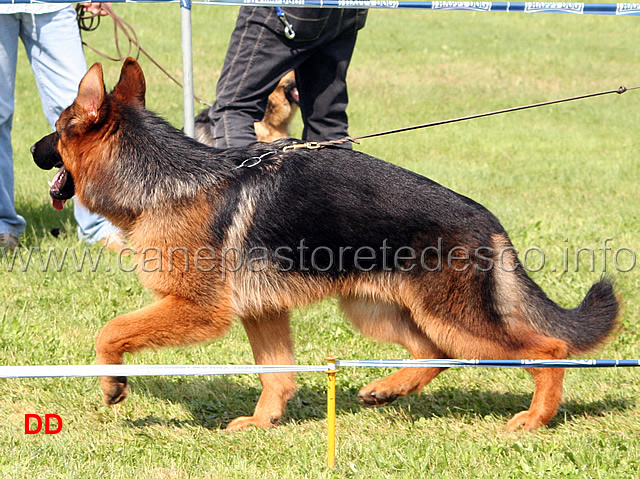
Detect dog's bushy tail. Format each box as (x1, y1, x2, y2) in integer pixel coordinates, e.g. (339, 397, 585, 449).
(493, 235, 620, 355)
(518, 273, 620, 354)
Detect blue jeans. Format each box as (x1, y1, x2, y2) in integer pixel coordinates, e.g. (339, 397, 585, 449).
(0, 6, 119, 243)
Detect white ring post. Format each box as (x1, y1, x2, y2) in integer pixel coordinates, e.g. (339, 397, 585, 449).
(181, 0, 195, 137)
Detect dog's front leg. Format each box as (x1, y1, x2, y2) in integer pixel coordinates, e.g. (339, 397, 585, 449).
(226, 310, 296, 432)
(96, 294, 233, 405)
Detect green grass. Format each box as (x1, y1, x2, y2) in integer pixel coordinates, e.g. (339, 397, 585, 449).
(2, 4, 640, 478)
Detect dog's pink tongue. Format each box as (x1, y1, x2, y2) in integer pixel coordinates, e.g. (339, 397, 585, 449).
(49, 167, 68, 210)
(291, 87, 300, 104)
(51, 198, 66, 210)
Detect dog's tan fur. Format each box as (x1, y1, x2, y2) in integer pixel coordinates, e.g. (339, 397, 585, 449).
(254, 71, 298, 142)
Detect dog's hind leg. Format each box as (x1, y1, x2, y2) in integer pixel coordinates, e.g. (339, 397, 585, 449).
(340, 298, 448, 406)
(96, 294, 233, 405)
(505, 335, 568, 431)
(506, 367, 565, 431)
(225, 310, 297, 432)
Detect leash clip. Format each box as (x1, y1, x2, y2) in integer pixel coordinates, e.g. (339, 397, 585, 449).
(275, 7, 296, 40)
(282, 142, 321, 152)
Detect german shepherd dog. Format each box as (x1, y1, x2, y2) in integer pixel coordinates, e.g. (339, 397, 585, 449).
(194, 71, 299, 146)
(32, 59, 619, 432)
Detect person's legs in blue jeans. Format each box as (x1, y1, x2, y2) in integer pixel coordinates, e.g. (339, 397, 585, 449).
(20, 7, 121, 245)
(0, 13, 27, 245)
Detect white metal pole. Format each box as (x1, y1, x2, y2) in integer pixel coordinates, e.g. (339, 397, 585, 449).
(181, 0, 195, 137)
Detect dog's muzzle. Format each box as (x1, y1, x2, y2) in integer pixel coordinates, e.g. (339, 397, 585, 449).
(31, 132, 75, 209)
(31, 132, 62, 170)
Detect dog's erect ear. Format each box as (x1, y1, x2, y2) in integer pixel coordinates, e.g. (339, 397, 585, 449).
(75, 62, 106, 123)
(112, 57, 146, 108)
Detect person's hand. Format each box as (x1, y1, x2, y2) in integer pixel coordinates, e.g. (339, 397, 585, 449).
(82, 2, 112, 16)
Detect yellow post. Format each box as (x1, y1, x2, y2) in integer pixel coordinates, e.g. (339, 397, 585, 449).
(326, 356, 337, 468)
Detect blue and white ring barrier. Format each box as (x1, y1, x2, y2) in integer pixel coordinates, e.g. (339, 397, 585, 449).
(192, 1, 640, 17)
(1, 359, 638, 379)
(336, 358, 640, 368)
(1, 0, 640, 17)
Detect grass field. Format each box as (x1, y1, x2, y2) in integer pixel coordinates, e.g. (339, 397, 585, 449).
(2, 4, 640, 478)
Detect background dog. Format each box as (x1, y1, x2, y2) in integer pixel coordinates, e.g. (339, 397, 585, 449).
(32, 59, 619, 433)
(194, 71, 299, 145)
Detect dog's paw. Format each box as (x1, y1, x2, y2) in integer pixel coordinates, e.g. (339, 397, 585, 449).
(100, 376, 129, 405)
(225, 414, 279, 432)
(505, 410, 545, 432)
(358, 383, 399, 406)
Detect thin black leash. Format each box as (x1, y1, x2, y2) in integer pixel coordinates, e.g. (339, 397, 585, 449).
(283, 85, 640, 151)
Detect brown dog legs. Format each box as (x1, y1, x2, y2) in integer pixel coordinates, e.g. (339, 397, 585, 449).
(225, 311, 297, 431)
(505, 336, 568, 431)
(340, 298, 449, 404)
(96, 295, 233, 405)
